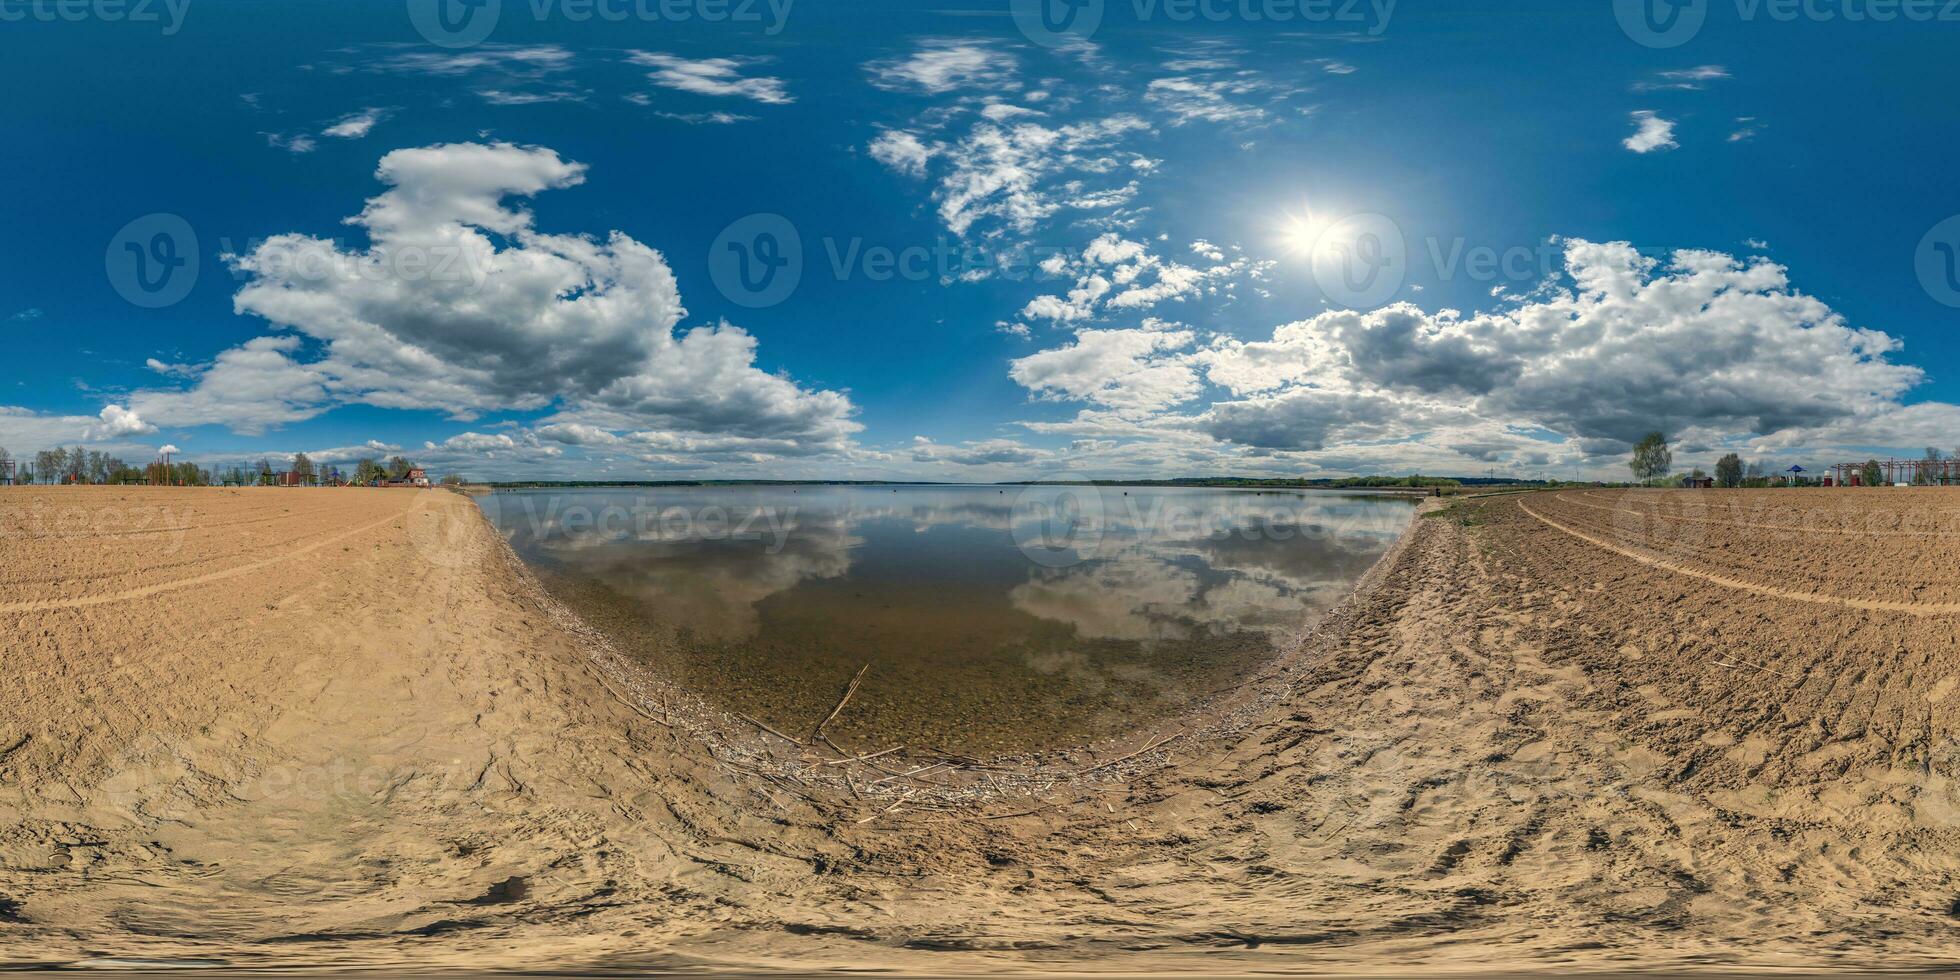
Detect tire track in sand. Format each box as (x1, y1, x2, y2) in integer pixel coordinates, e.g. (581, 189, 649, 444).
(1519, 496, 1960, 617)
(1553, 491, 1960, 540)
(0, 503, 421, 614)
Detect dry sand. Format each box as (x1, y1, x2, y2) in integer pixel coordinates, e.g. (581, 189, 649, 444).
(4, 485, 1960, 973)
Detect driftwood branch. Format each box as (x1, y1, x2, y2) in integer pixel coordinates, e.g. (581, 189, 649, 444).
(820, 745, 906, 767)
(737, 712, 804, 746)
(813, 663, 871, 741)
(1073, 730, 1185, 777)
(856, 797, 908, 825)
(872, 762, 951, 785)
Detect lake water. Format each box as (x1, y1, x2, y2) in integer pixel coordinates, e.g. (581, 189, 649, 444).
(480, 485, 1417, 755)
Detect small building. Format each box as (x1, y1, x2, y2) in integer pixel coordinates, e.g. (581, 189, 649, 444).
(1679, 475, 1714, 489)
(381, 468, 432, 489)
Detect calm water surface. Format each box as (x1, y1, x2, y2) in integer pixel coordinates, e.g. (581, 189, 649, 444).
(481, 485, 1416, 754)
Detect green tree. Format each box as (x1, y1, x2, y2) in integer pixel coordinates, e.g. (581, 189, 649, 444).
(440, 472, 466, 486)
(1862, 459, 1883, 487)
(1920, 447, 1947, 485)
(1714, 453, 1743, 489)
(1630, 432, 1672, 485)
(292, 453, 316, 486)
(354, 458, 383, 485)
(387, 455, 413, 480)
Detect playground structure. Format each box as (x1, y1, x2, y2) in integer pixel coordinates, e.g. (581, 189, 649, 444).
(1829, 457, 1960, 487)
(147, 448, 181, 487)
(1, 458, 13, 485)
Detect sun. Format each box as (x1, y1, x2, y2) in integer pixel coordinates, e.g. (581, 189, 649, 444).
(1276, 207, 1333, 260)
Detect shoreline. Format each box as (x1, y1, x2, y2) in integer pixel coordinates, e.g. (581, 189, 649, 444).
(463, 489, 1444, 801)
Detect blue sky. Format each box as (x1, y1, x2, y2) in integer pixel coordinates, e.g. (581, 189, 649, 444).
(3, 0, 1958, 480)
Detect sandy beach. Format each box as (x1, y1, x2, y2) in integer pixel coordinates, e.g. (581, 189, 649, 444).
(5, 485, 1960, 974)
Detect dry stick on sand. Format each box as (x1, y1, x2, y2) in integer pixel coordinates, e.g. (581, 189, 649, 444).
(587, 668, 672, 728)
(1074, 730, 1186, 777)
(818, 732, 908, 778)
(813, 662, 871, 743)
(857, 796, 908, 825)
(820, 745, 906, 767)
(737, 712, 804, 746)
(872, 763, 950, 785)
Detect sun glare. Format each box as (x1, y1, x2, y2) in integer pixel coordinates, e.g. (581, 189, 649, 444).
(1277, 207, 1333, 260)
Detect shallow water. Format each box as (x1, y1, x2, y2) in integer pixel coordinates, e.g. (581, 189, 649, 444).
(480, 485, 1417, 754)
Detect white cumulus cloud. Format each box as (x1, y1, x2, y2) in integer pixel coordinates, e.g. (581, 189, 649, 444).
(627, 52, 791, 104)
(1624, 110, 1678, 153)
(120, 142, 858, 457)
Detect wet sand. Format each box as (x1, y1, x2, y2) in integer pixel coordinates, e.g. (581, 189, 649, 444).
(5, 486, 1960, 973)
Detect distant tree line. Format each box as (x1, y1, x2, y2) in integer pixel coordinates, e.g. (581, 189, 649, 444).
(0, 445, 463, 488)
(1640, 434, 1958, 488)
(1314, 474, 1463, 489)
(0, 445, 206, 485)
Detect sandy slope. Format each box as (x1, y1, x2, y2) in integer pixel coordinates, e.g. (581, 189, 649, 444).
(3, 486, 1959, 973)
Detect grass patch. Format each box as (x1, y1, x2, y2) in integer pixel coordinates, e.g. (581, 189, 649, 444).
(1420, 499, 1489, 527)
